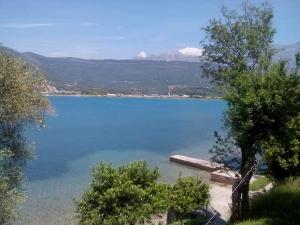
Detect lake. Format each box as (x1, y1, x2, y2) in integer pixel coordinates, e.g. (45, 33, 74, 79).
(17, 97, 226, 225)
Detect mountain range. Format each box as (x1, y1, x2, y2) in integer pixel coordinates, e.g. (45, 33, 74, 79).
(0, 42, 299, 96)
(0, 46, 215, 96)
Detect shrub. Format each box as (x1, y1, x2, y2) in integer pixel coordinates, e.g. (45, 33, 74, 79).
(234, 218, 272, 225)
(170, 177, 210, 224)
(75, 161, 170, 225)
(239, 177, 300, 225)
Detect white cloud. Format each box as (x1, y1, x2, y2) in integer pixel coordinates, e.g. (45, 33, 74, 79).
(138, 51, 147, 58)
(0, 23, 55, 28)
(178, 47, 204, 56)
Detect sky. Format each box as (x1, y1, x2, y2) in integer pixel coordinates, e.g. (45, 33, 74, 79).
(0, 0, 299, 59)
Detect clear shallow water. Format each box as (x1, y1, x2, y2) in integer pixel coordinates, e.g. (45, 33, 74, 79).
(17, 97, 226, 225)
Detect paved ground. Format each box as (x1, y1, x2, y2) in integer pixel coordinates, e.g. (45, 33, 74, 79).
(209, 182, 232, 223)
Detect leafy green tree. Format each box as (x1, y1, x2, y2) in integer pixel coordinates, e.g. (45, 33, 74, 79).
(201, 2, 274, 85)
(208, 61, 300, 221)
(0, 52, 50, 133)
(210, 56, 300, 181)
(75, 161, 170, 225)
(226, 59, 299, 172)
(169, 177, 209, 225)
(0, 52, 50, 224)
(261, 63, 300, 179)
(200, 1, 299, 221)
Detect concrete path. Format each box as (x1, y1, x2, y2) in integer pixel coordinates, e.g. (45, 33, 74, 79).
(209, 182, 232, 223)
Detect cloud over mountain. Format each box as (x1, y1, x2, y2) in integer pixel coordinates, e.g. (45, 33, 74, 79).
(178, 47, 203, 56)
(138, 51, 147, 58)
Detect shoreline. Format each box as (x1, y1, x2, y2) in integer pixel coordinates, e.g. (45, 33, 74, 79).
(44, 94, 223, 100)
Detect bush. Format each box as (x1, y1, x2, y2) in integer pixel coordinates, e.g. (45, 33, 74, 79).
(235, 218, 272, 225)
(75, 161, 170, 225)
(170, 177, 210, 224)
(237, 177, 300, 225)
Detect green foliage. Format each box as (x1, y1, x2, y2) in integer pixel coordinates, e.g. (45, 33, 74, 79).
(75, 161, 170, 225)
(202, 1, 277, 220)
(249, 176, 270, 191)
(245, 177, 300, 225)
(202, 1, 275, 84)
(203, 0, 300, 181)
(169, 177, 210, 224)
(202, 1, 300, 220)
(236, 178, 300, 225)
(263, 113, 300, 180)
(0, 52, 50, 129)
(0, 52, 51, 224)
(76, 162, 211, 225)
(224, 61, 300, 180)
(234, 218, 272, 225)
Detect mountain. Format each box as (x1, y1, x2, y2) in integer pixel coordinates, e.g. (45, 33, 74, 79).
(21, 51, 214, 96)
(0, 45, 24, 58)
(1, 43, 299, 96)
(135, 51, 200, 62)
(0, 46, 215, 96)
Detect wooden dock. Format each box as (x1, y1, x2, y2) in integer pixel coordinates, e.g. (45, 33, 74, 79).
(169, 155, 223, 172)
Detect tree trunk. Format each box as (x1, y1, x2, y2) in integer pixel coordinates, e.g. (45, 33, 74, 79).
(241, 176, 251, 218)
(230, 180, 242, 221)
(166, 207, 175, 224)
(240, 152, 254, 219)
(230, 147, 255, 222)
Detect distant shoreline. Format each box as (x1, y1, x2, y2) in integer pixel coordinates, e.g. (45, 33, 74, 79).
(45, 94, 223, 100)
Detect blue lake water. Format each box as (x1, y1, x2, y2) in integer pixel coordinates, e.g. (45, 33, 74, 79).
(18, 97, 226, 225)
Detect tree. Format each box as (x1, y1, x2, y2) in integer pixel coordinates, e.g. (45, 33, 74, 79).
(169, 176, 209, 225)
(226, 59, 299, 182)
(0, 52, 50, 133)
(201, 2, 275, 85)
(75, 161, 170, 225)
(0, 52, 50, 224)
(210, 56, 300, 181)
(261, 62, 300, 180)
(201, 1, 279, 221)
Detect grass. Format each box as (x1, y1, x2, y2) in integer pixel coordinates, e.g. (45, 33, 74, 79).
(249, 176, 271, 191)
(236, 177, 300, 225)
(171, 217, 207, 225)
(234, 218, 272, 225)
